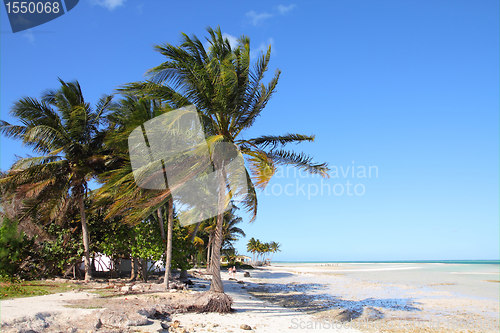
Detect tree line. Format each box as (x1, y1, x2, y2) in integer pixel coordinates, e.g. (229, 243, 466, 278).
(246, 238, 281, 264)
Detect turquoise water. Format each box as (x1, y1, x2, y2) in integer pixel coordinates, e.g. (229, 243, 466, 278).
(271, 261, 500, 299)
(275, 260, 500, 264)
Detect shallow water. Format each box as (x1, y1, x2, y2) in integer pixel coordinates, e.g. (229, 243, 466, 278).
(247, 262, 500, 332)
(272, 262, 500, 299)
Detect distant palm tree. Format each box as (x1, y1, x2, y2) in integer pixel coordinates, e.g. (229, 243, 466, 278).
(246, 237, 258, 263)
(123, 27, 329, 310)
(269, 241, 281, 262)
(0, 79, 113, 281)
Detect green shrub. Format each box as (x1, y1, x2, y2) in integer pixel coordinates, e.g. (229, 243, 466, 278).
(0, 217, 32, 278)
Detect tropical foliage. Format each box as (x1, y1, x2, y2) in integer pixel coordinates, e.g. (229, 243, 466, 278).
(246, 238, 281, 264)
(0, 27, 328, 312)
(122, 27, 329, 300)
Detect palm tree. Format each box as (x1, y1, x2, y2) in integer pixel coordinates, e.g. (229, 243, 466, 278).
(269, 241, 281, 262)
(203, 208, 244, 270)
(98, 95, 176, 289)
(0, 79, 113, 281)
(246, 237, 258, 263)
(262, 242, 271, 263)
(221, 207, 246, 250)
(123, 27, 329, 310)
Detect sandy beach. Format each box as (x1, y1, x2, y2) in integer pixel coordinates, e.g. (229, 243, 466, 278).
(247, 262, 499, 332)
(1, 262, 498, 332)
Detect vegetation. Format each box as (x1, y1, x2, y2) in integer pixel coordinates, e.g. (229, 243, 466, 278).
(0, 80, 113, 281)
(0, 279, 81, 300)
(246, 238, 281, 264)
(0, 218, 31, 278)
(0, 27, 328, 311)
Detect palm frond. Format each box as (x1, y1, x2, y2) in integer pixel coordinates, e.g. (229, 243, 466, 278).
(239, 133, 315, 149)
(266, 149, 330, 177)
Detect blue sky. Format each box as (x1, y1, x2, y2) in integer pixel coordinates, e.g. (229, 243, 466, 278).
(1, 0, 498, 261)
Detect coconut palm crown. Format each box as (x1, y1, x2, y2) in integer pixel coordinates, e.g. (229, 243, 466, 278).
(121, 27, 329, 302)
(0, 79, 113, 281)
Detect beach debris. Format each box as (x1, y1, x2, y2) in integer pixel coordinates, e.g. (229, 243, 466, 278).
(170, 281, 187, 290)
(94, 318, 102, 329)
(243, 272, 251, 277)
(121, 285, 132, 293)
(237, 280, 245, 284)
(172, 320, 181, 328)
(240, 324, 252, 330)
(131, 284, 143, 291)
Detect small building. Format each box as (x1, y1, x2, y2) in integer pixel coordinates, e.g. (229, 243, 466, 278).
(235, 255, 251, 264)
(220, 255, 251, 264)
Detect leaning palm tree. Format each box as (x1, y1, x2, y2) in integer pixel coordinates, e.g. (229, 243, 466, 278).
(0, 79, 113, 281)
(97, 95, 176, 289)
(123, 27, 329, 311)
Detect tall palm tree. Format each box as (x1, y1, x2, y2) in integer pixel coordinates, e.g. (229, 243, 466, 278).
(123, 27, 329, 310)
(98, 95, 176, 289)
(0, 79, 113, 281)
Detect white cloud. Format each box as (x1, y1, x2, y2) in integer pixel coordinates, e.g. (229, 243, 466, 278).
(277, 4, 296, 15)
(222, 33, 239, 49)
(252, 38, 275, 59)
(204, 33, 239, 51)
(23, 30, 35, 44)
(246, 10, 273, 26)
(91, 0, 125, 11)
(246, 4, 296, 26)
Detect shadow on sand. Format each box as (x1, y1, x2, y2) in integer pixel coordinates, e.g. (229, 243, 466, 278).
(244, 280, 422, 321)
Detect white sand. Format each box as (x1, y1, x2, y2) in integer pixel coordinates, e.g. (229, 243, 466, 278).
(2, 263, 497, 332)
(0, 274, 362, 332)
(172, 272, 362, 332)
(247, 264, 499, 332)
(0, 291, 97, 323)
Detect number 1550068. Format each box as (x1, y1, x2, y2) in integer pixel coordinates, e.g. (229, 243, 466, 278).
(5, 1, 60, 14)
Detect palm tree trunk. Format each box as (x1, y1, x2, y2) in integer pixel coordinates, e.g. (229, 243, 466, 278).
(209, 169, 227, 293)
(180, 222, 201, 280)
(164, 197, 174, 289)
(209, 212, 224, 292)
(206, 231, 213, 270)
(140, 258, 147, 282)
(78, 195, 92, 282)
(130, 257, 137, 281)
(156, 207, 169, 288)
